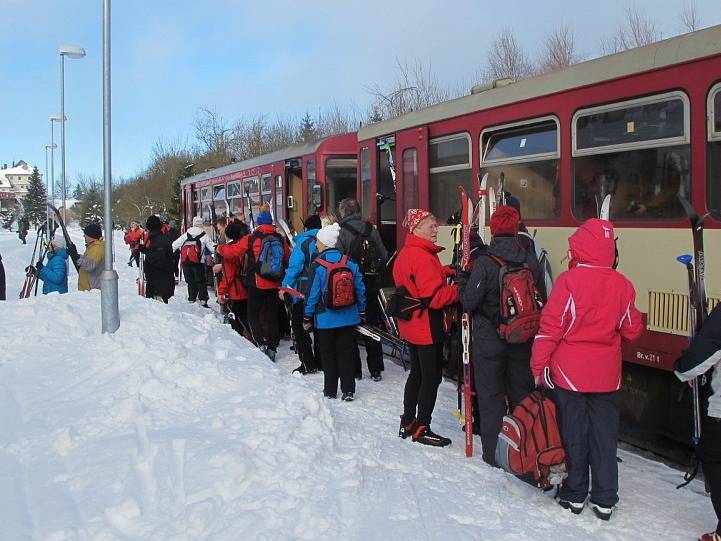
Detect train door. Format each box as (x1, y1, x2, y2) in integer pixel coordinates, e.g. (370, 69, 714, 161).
(376, 137, 397, 254)
(325, 155, 358, 216)
(394, 127, 429, 248)
(285, 159, 304, 233)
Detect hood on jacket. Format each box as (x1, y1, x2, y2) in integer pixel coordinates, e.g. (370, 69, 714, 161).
(49, 247, 68, 260)
(404, 233, 444, 254)
(568, 218, 615, 267)
(488, 235, 527, 263)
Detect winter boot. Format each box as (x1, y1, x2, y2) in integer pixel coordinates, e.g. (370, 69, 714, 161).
(558, 499, 585, 515)
(699, 533, 721, 541)
(590, 503, 613, 521)
(266, 348, 277, 362)
(323, 392, 337, 399)
(398, 416, 417, 439)
(341, 392, 354, 402)
(292, 363, 308, 375)
(411, 425, 451, 447)
(371, 372, 382, 382)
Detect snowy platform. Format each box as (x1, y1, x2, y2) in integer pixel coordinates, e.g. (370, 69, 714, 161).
(0, 229, 714, 540)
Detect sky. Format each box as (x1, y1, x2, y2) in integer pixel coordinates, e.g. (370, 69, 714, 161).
(1, 0, 720, 186)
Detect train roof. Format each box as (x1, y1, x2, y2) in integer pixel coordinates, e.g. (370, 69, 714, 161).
(357, 24, 721, 141)
(180, 135, 348, 187)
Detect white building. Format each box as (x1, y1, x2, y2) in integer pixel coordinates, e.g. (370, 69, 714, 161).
(0, 160, 42, 211)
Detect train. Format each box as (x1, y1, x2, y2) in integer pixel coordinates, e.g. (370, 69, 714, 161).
(181, 24, 721, 461)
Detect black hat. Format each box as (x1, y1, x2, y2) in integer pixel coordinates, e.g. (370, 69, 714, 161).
(146, 215, 162, 232)
(225, 220, 245, 240)
(83, 223, 103, 240)
(505, 195, 521, 216)
(304, 214, 322, 231)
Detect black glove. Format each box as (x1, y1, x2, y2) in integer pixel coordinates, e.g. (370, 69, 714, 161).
(138, 244, 148, 254)
(456, 270, 470, 288)
(24, 265, 36, 276)
(35, 261, 44, 274)
(302, 317, 313, 333)
(67, 243, 79, 262)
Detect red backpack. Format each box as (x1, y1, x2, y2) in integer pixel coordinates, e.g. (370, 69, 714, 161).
(489, 255, 543, 343)
(180, 232, 205, 264)
(495, 390, 567, 489)
(316, 255, 356, 309)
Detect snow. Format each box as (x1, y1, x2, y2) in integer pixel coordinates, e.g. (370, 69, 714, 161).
(0, 228, 716, 540)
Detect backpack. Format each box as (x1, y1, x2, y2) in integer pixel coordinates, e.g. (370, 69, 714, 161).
(180, 232, 205, 264)
(495, 390, 568, 490)
(341, 222, 384, 280)
(316, 255, 356, 309)
(297, 235, 318, 298)
(254, 232, 285, 280)
(489, 254, 544, 343)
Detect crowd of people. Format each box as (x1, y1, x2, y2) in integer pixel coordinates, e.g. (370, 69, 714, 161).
(3, 196, 719, 539)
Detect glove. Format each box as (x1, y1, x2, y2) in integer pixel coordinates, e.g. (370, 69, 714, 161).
(302, 317, 313, 333)
(35, 261, 44, 274)
(138, 244, 148, 254)
(24, 265, 36, 276)
(456, 270, 470, 288)
(67, 243, 79, 262)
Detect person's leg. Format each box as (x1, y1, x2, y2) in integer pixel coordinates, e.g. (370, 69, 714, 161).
(184, 263, 198, 302)
(364, 292, 384, 376)
(588, 391, 620, 509)
(415, 343, 444, 426)
(336, 326, 357, 395)
(402, 344, 422, 422)
(196, 264, 209, 302)
(699, 417, 721, 536)
(473, 340, 508, 464)
(318, 328, 338, 397)
(246, 288, 265, 346)
(555, 388, 591, 505)
(263, 289, 280, 351)
(506, 342, 535, 409)
(291, 301, 317, 371)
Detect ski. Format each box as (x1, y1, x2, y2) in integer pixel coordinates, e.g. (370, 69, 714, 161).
(599, 194, 612, 220)
(277, 218, 296, 248)
(488, 186, 497, 218)
(19, 226, 45, 299)
(458, 186, 474, 457)
(245, 187, 255, 229)
(208, 203, 221, 298)
(380, 142, 397, 193)
(478, 173, 488, 243)
(47, 203, 80, 271)
(355, 323, 407, 351)
(33, 221, 59, 296)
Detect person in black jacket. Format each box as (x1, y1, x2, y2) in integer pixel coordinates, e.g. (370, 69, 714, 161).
(140, 215, 175, 303)
(166, 220, 181, 282)
(0, 251, 5, 300)
(460, 206, 546, 466)
(675, 304, 721, 541)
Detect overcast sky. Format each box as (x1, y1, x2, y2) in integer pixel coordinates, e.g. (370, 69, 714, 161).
(1, 0, 720, 185)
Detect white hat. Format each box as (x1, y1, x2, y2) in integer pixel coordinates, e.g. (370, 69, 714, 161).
(51, 235, 66, 250)
(192, 216, 204, 228)
(316, 223, 340, 248)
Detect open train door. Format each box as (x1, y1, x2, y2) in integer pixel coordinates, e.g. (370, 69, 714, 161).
(393, 126, 429, 249)
(376, 136, 398, 255)
(285, 159, 304, 233)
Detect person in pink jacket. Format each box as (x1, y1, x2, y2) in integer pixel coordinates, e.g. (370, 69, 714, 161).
(531, 218, 643, 520)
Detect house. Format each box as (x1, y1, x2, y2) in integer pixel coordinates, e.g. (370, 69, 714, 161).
(0, 160, 42, 211)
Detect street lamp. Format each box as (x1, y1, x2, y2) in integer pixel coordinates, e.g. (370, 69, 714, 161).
(58, 44, 86, 224)
(44, 142, 57, 238)
(48, 114, 63, 206)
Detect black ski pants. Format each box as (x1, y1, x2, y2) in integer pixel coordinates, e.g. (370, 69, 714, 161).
(353, 290, 385, 376)
(700, 416, 721, 535)
(554, 387, 619, 508)
(318, 326, 356, 396)
(128, 251, 140, 267)
(182, 262, 208, 302)
(227, 299, 250, 341)
(473, 339, 534, 464)
(291, 301, 320, 371)
(403, 343, 444, 427)
(247, 287, 280, 350)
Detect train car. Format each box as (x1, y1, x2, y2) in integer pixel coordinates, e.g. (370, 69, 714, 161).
(180, 133, 358, 234)
(356, 24, 721, 461)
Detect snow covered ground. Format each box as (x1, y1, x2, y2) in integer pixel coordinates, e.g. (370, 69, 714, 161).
(0, 227, 715, 540)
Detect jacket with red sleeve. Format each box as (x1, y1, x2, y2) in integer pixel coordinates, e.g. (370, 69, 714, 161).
(124, 228, 143, 253)
(216, 239, 249, 300)
(530, 219, 643, 393)
(234, 224, 290, 290)
(392, 233, 459, 345)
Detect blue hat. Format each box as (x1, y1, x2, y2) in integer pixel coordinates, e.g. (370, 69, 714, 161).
(257, 211, 273, 225)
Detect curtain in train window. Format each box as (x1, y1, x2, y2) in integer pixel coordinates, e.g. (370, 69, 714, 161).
(360, 147, 372, 220)
(429, 134, 471, 222)
(481, 118, 560, 220)
(402, 148, 419, 213)
(573, 92, 690, 220)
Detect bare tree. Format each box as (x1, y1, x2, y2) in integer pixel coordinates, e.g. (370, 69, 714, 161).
(481, 29, 535, 83)
(193, 107, 232, 158)
(317, 103, 360, 137)
(602, 7, 662, 54)
(539, 26, 582, 74)
(681, 1, 701, 33)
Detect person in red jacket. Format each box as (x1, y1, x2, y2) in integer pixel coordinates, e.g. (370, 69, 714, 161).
(233, 210, 290, 361)
(215, 220, 251, 340)
(124, 222, 144, 267)
(531, 218, 643, 520)
(393, 209, 459, 447)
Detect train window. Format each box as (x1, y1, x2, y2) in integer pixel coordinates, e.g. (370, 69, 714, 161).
(261, 174, 272, 213)
(213, 185, 225, 201)
(573, 92, 689, 155)
(192, 189, 199, 202)
(200, 187, 211, 201)
(430, 133, 471, 222)
(402, 148, 419, 213)
(227, 181, 241, 214)
(378, 148, 396, 223)
(481, 118, 560, 220)
(227, 181, 240, 198)
(361, 147, 371, 220)
(243, 176, 259, 218)
(326, 157, 357, 217)
(707, 83, 721, 218)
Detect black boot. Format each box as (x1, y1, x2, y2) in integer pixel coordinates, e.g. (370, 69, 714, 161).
(398, 416, 417, 439)
(412, 425, 452, 447)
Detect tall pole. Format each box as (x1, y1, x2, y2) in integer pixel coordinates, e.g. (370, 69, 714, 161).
(50, 119, 57, 208)
(101, 0, 120, 333)
(60, 53, 66, 223)
(45, 145, 50, 238)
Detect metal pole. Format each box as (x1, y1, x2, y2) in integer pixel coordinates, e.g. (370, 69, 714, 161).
(45, 146, 50, 238)
(60, 53, 66, 224)
(101, 0, 119, 333)
(50, 121, 56, 208)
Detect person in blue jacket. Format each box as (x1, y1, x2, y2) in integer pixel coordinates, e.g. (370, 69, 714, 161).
(36, 235, 69, 294)
(303, 223, 366, 401)
(280, 214, 322, 375)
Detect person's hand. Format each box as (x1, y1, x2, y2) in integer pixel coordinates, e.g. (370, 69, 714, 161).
(443, 265, 456, 277)
(534, 375, 541, 386)
(24, 265, 36, 276)
(67, 243, 79, 262)
(212, 263, 222, 274)
(302, 317, 313, 332)
(206, 255, 215, 266)
(35, 261, 44, 274)
(456, 270, 470, 287)
(278, 289, 286, 301)
(138, 244, 147, 254)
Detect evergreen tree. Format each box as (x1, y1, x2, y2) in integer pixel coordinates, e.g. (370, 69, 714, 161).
(298, 112, 317, 143)
(72, 184, 84, 200)
(0, 208, 14, 230)
(78, 184, 104, 227)
(22, 167, 47, 227)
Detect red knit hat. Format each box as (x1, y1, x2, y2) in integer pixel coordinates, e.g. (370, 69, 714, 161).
(490, 206, 520, 236)
(403, 208, 433, 233)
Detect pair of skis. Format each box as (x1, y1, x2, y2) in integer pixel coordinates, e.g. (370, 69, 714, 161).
(47, 203, 79, 271)
(19, 226, 46, 299)
(676, 195, 707, 489)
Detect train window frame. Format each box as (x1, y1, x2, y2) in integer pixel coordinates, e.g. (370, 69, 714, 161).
(708, 81, 721, 142)
(480, 115, 560, 166)
(360, 147, 372, 220)
(429, 132, 472, 173)
(200, 187, 212, 202)
(227, 181, 240, 198)
(213, 184, 226, 201)
(572, 91, 690, 156)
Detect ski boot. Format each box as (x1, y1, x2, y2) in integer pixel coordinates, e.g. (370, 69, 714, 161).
(341, 392, 354, 402)
(558, 499, 585, 515)
(370, 372, 382, 382)
(699, 533, 721, 541)
(590, 503, 613, 521)
(398, 416, 417, 439)
(411, 425, 451, 447)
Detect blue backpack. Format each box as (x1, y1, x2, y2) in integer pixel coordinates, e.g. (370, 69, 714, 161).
(254, 232, 285, 280)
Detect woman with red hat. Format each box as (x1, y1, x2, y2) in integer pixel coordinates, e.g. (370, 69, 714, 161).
(460, 205, 546, 465)
(394, 209, 459, 447)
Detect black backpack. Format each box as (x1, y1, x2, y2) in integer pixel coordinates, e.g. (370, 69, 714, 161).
(341, 222, 383, 280)
(297, 235, 319, 298)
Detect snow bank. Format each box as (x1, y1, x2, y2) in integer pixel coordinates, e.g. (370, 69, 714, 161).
(0, 228, 716, 540)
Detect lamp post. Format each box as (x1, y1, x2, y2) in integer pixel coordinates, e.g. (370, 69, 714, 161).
(100, 0, 119, 333)
(58, 44, 86, 224)
(49, 114, 63, 208)
(44, 143, 57, 238)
